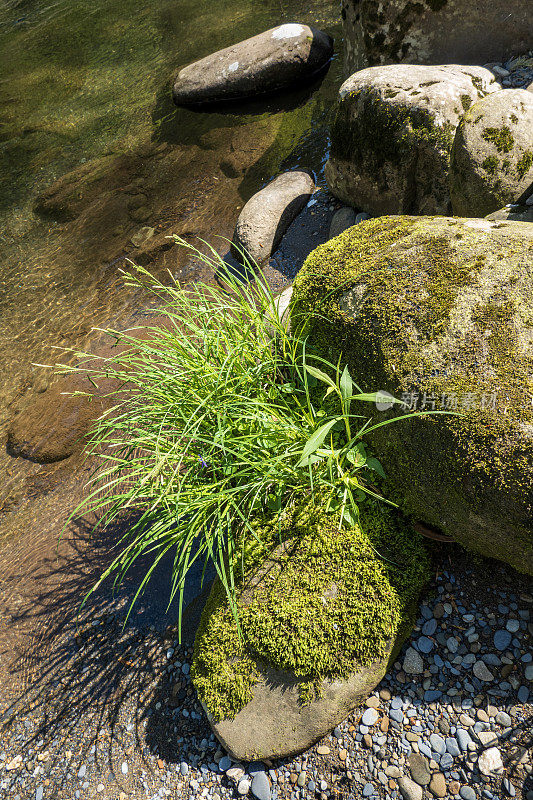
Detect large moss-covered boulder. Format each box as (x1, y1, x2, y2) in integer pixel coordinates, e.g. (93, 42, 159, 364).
(450, 89, 533, 217)
(192, 503, 429, 760)
(325, 64, 499, 217)
(341, 0, 532, 76)
(291, 216, 533, 576)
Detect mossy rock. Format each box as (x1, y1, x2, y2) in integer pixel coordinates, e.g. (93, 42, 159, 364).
(325, 64, 499, 217)
(291, 215, 533, 576)
(450, 89, 533, 217)
(192, 502, 429, 760)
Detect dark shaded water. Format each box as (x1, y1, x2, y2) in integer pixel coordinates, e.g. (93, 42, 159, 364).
(0, 0, 342, 686)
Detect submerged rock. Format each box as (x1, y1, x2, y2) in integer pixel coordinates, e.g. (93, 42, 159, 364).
(231, 171, 315, 265)
(450, 89, 533, 217)
(341, 0, 532, 75)
(325, 64, 499, 216)
(172, 24, 333, 107)
(192, 503, 429, 759)
(7, 382, 100, 463)
(292, 215, 533, 576)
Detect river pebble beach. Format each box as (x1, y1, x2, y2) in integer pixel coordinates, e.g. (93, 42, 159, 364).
(0, 546, 530, 800)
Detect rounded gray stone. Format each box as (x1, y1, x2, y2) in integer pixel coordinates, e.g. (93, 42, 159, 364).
(173, 24, 334, 106)
(251, 771, 271, 800)
(403, 647, 424, 675)
(362, 707, 379, 727)
(232, 171, 315, 265)
(329, 207, 356, 239)
(450, 89, 533, 217)
(473, 661, 494, 682)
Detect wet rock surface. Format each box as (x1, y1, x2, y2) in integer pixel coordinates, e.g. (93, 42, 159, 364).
(173, 24, 334, 106)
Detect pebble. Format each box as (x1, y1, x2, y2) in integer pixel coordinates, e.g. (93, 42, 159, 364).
(362, 708, 379, 727)
(363, 783, 374, 796)
(429, 772, 446, 798)
(460, 786, 477, 800)
(473, 661, 494, 682)
(418, 637, 434, 654)
(494, 630, 512, 651)
(502, 778, 516, 797)
(251, 771, 271, 800)
(429, 734, 446, 755)
(478, 747, 504, 776)
(238, 779, 251, 795)
(408, 753, 431, 786)
(398, 776, 423, 800)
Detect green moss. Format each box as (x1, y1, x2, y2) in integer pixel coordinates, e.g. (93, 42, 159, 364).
(460, 95, 473, 112)
(482, 155, 499, 175)
(516, 150, 533, 179)
(330, 89, 455, 176)
(482, 126, 514, 154)
(191, 500, 429, 721)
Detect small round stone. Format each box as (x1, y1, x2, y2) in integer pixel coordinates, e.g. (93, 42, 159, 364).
(362, 708, 379, 727)
(418, 637, 434, 654)
(460, 787, 477, 800)
(494, 630, 512, 651)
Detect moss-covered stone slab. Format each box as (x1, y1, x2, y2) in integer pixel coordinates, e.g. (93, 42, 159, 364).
(325, 64, 499, 217)
(291, 216, 533, 576)
(341, 0, 532, 76)
(192, 503, 429, 760)
(450, 89, 533, 217)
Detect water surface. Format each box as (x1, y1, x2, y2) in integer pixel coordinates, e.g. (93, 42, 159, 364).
(0, 0, 341, 683)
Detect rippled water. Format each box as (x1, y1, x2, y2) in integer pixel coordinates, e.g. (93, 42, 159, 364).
(0, 0, 341, 680)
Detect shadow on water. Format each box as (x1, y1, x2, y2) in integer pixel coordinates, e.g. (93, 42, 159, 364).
(0, 511, 215, 792)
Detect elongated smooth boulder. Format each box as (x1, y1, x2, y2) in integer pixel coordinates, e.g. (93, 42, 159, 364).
(192, 503, 429, 760)
(450, 89, 533, 217)
(172, 24, 333, 106)
(342, 0, 532, 76)
(292, 216, 533, 576)
(325, 64, 499, 216)
(231, 170, 315, 265)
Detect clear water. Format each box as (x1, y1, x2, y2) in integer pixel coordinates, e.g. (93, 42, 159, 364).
(0, 0, 341, 660)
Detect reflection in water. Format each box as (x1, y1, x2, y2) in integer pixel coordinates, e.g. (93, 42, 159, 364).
(0, 0, 341, 700)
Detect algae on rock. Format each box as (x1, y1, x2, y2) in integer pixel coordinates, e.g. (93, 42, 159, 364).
(291, 215, 533, 576)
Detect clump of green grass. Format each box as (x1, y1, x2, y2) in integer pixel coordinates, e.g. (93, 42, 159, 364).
(61, 238, 445, 632)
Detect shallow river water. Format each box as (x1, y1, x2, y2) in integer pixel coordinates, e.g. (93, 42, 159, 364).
(0, 0, 341, 689)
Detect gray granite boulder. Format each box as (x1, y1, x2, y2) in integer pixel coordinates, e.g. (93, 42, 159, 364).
(231, 171, 315, 265)
(172, 24, 333, 106)
(325, 64, 499, 216)
(450, 89, 533, 217)
(341, 0, 532, 76)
